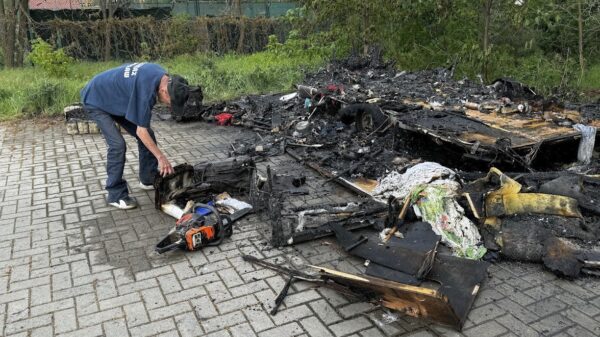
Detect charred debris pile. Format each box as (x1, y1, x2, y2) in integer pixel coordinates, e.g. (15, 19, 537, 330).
(154, 55, 600, 330)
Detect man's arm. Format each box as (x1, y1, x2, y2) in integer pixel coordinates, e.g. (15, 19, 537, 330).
(136, 126, 174, 176)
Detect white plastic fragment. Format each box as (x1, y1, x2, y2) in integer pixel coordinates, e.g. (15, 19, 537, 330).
(573, 124, 597, 165)
(279, 92, 297, 101)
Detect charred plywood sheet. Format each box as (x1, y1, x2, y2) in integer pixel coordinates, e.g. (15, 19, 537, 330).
(463, 109, 580, 147)
(395, 108, 581, 152)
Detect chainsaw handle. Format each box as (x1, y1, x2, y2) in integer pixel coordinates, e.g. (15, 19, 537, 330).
(193, 203, 227, 247)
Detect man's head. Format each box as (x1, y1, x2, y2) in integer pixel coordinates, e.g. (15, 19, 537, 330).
(158, 74, 190, 115)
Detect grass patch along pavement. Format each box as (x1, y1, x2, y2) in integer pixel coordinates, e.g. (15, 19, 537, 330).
(0, 51, 326, 121)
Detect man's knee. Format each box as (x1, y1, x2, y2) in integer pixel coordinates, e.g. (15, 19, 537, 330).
(107, 137, 127, 154)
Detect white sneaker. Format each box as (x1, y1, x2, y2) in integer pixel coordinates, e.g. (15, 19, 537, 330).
(108, 196, 138, 210)
(139, 182, 154, 190)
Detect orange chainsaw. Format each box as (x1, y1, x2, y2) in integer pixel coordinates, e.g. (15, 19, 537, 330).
(156, 203, 244, 254)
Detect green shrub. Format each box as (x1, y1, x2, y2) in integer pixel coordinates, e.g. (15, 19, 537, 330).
(266, 30, 333, 60)
(22, 81, 63, 117)
(28, 38, 73, 77)
(0, 88, 10, 101)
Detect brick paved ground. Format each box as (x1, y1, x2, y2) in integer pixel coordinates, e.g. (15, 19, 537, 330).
(1, 118, 600, 337)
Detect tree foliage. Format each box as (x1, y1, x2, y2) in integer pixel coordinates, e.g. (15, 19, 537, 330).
(27, 38, 73, 77)
(294, 0, 600, 92)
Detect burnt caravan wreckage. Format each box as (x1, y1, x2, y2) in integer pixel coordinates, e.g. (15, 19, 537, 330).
(154, 55, 599, 330)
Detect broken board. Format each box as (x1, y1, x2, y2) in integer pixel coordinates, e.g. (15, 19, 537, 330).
(312, 265, 481, 330)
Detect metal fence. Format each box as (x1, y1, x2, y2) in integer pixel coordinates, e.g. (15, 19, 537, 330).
(75, 0, 298, 17)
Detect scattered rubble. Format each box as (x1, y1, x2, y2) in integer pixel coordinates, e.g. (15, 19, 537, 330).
(150, 55, 599, 330)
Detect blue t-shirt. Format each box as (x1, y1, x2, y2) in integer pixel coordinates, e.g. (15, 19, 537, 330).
(81, 62, 166, 127)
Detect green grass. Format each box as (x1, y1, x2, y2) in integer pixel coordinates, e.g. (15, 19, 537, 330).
(0, 61, 120, 120)
(0, 51, 326, 120)
(581, 63, 600, 96)
(1, 49, 596, 121)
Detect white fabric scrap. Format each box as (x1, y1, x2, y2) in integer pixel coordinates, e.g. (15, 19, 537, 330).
(373, 162, 485, 259)
(373, 162, 458, 202)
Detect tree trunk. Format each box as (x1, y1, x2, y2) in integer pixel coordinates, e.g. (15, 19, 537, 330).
(15, 0, 29, 66)
(0, 0, 6, 65)
(232, 0, 242, 16)
(237, 18, 246, 53)
(4, 0, 17, 68)
(482, 0, 493, 82)
(104, 19, 111, 61)
(577, 0, 585, 77)
(362, 2, 370, 56)
(101, 2, 111, 61)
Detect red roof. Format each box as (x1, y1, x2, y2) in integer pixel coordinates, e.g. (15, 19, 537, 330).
(29, 0, 82, 10)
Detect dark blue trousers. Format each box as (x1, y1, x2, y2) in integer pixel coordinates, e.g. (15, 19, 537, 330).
(85, 107, 158, 202)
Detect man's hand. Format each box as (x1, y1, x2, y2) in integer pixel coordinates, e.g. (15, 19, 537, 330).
(158, 155, 174, 177)
(136, 126, 174, 177)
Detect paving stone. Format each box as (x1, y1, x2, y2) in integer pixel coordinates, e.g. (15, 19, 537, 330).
(229, 280, 269, 298)
(463, 321, 507, 337)
(467, 303, 506, 325)
(103, 318, 129, 337)
(55, 324, 104, 337)
(530, 314, 575, 336)
(496, 314, 540, 337)
(76, 293, 99, 316)
(242, 305, 275, 332)
(366, 312, 406, 336)
(129, 318, 176, 337)
(338, 302, 376, 319)
(6, 298, 29, 323)
(192, 295, 219, 319)
(141, 287, 167, 309)
(205, 280, 234, 303)
(329, 316, 372, 336)
(202, 311, 246, 333)
(216, 294, 259, 314)
(300, 316, 334, 337)
(206, 330, 232, 337)
(78, 307, 124, 328)
(172, 261, 196, 280)
(493, 298, 538, 324)
(309, 299, 343, 324)
(526, 297, 567, 317)
(402, 330, 438, 337)
(230, 323, 258, 337)
(30, 325, 54, 337)
(218, 267, 245, 288)
(99, 292, 141, 310)
(175, 312, 204, 337)
(317, 287, 350, 307)
(165, 285, 207, 305)
(429, 324, 465, 337)
(281, 289, 322, 308)
(54, 308, 78, 333)
(157, 274, 183, 294)
(4, 314, 53, 335)
(358, 328, 386, 337)
(561, 308, 600, 335)
(124, 302, 150, 327)
(567, 326, 597, 337)
(258, 322, 304, 337)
